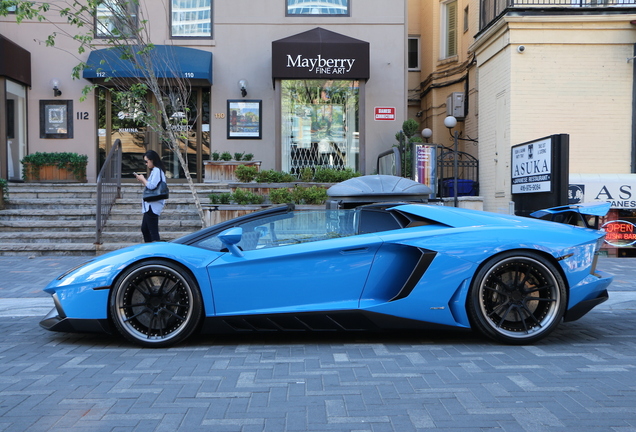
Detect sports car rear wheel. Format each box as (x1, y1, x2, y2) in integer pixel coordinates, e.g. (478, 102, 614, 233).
(109, 260, 203, 348)
(467, 252, 567, 344)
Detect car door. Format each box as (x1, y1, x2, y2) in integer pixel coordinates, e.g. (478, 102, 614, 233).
(206, 210, 383, 316)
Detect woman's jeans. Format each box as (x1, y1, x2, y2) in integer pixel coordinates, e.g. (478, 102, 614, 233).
(141, 208, 161, 242)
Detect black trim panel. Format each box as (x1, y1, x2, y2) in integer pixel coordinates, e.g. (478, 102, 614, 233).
(390, 250, 437, 302)
(564, 290, 609, 322)
(200, 310, 459, 334)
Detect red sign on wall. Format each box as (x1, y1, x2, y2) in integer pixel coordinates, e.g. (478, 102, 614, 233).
(374, 107, 396, 121)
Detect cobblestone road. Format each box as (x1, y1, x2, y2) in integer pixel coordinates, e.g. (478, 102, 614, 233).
(0, 257, 634, 431)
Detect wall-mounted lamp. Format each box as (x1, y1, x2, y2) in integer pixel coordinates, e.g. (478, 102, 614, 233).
(50, 78, 62, 97)
(422, 128, 432, 143)
(238, 79, 248, 97)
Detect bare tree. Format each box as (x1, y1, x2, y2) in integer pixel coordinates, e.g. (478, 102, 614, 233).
(1, 0, 208, 225)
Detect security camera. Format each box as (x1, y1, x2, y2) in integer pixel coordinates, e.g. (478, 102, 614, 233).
(517, 45, 526, 53)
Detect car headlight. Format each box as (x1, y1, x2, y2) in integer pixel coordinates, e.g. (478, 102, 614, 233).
(595, 234, 606, 254)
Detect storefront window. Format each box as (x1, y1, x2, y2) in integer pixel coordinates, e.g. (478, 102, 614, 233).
(171, 0, 213, 38)
(97, 87, 210, 181)
(281, 80, 359, 175)
(287, 0, 349, 16)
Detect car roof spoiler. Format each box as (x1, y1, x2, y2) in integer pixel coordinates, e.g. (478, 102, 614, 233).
(530, 202, 610, 229)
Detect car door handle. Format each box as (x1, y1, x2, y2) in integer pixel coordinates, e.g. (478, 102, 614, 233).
(341, 247, 369, 254)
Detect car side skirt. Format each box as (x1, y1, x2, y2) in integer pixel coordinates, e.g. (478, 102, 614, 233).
(200, 310, 463, 334)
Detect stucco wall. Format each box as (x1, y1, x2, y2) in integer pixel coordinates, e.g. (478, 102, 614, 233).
(1, 0, 408, 181)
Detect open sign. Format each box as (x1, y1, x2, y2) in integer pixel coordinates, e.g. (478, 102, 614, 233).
(601, 220, 636, 247)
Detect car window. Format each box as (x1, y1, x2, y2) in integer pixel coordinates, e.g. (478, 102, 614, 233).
(194, 209, 358, 252)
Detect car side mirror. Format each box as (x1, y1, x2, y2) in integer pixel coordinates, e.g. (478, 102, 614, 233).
(218, 227, 244, 257)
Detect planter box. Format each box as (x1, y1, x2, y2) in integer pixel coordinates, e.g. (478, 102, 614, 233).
(203, 161, 261, 183)
(203, 204, 324, 226)
(203, 204, 270, 226)
(23, 164, 87, 183)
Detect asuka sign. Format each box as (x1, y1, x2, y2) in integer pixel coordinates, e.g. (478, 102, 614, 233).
(511, 137, 552, 194)
(272, 28, 370, 80)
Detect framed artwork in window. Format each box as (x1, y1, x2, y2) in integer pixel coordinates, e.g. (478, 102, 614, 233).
(40, 100, 73, 139)
(227, 100, 262, 139)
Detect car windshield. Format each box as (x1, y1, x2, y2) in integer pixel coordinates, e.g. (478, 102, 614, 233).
(194, 209, 359, 252)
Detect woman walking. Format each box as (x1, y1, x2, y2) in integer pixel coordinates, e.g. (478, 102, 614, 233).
(135, 150, 167, 242)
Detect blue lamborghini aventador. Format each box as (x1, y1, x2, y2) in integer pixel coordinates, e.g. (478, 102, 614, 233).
(40, 201, 613, 347)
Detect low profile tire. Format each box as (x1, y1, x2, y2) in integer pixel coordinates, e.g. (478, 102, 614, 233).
(109, 260, 203, 348)
(467, 252, 567, 344)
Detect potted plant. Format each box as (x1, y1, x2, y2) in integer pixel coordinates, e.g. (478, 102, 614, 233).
(203, 151, 261, 183)
(21, 152, 88, 182)
(0, 178, 8, 210)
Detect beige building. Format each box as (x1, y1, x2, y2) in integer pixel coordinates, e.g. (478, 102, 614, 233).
(1, 0, 409, 183)
(410, 2, 636, 201)
(473, 1, 636, 215)
(408, 0, 636, 255)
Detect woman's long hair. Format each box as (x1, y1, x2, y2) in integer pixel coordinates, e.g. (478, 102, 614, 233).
(144, 150, 165, 172)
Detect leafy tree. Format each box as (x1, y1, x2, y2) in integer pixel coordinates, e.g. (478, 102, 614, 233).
(0, 0, 208, 225)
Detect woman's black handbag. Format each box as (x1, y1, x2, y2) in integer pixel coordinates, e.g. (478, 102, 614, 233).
(143, 176, 169, 202)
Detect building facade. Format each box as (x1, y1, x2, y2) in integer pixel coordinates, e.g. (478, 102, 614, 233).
(409, 0, 636, 255)
(0, 0, 409, 183)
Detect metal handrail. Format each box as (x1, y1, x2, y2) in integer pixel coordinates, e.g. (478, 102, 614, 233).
(95, 139, 123, 245)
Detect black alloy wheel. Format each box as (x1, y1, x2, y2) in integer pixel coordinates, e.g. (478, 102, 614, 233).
(109, 260, 203, 347)
(467, 251, 567, 344)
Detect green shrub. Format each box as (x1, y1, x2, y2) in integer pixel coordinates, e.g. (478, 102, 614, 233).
(220, 151, 232, 161)
(313, 167, 359, 183)
(0, 178, 8, 199)
(243, 153, 254, 161)
(269, 188, 293, 204)
(234, 152, 245, 161)
(231, 188, 264, 205)
(209, 192, 232, 204)
(269, 186, 328, 205)
(235, 165, 259, 183)
(211, 151, 220, 161)
(256, 169, 296, 183)
(299, 167, 314, 182)
(292, 186, 328, 205)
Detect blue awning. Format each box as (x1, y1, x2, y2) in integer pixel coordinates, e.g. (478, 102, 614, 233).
(83, 45, 213, 85)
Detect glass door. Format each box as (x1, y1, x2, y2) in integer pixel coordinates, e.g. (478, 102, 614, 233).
(5, 80, 27, 181)
(97, 87, 149, 178)
(160, 88, 210, 180)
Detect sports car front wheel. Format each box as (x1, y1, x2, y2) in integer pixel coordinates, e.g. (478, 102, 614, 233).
(467, 252, 567, 344)
(109, 260, 203, 348)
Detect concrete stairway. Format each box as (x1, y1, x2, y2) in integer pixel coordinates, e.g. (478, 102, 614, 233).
(0, 182, 221, 256)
